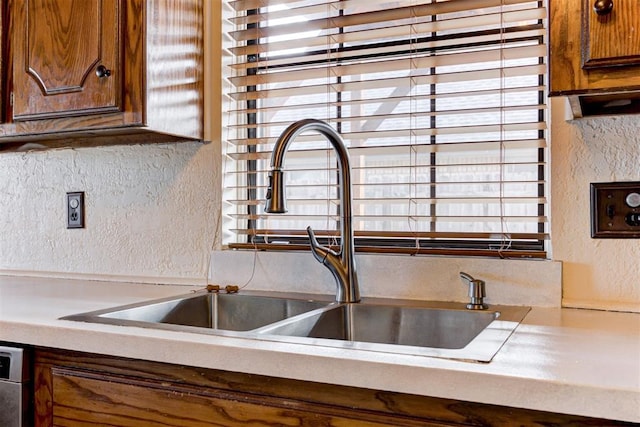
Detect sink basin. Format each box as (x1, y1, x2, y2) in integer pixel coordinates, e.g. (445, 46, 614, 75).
(256, 300, 530, 362)
(63, 291, 332, 332)
(257, 303, 497, 349)
(63, 290, 529, 363)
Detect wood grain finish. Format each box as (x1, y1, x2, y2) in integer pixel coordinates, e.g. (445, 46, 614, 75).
(582, 0, 640, 68)
(144, 0, 204, 139)
(549, 0, 640, 96)
(0, 0, 203, 149)
(12, 0, 120, 120)
(50, 369, 397, 427)
(34, 348, 635, 427)
(0, 0, 5, 123)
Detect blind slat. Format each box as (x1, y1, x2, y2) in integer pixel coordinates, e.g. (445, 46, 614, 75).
(229, 0, 534, 13)
(229, 84, 546, 115)
(228, 64, 547, 102)
(228, 196, 548, 206)
(227, 127, 547, 153)
(228, 103, 546, 131)
(229, 44, 545, 81)
(230, 0, 539, 41)
(227, 138, 547, 161)
(230, 228, 549, 241)
(230, 7, 547, 56)
(230, 214, 547, 225)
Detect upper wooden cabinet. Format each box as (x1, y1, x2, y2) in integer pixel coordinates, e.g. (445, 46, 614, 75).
(549, 0, 640, 117)
(11, 0, 121, 121)
(0, 0, 204, 149)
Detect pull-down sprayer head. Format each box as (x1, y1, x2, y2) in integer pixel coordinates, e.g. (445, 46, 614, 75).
(264, 169, 287, 214)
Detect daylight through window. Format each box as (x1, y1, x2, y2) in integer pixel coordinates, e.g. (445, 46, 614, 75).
(223, 0, 548, 258)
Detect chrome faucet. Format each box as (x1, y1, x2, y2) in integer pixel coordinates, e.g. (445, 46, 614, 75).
(264, 119, 360, 303)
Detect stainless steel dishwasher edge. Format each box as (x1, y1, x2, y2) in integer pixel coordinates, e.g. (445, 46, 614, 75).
(0, 345, 32, 427)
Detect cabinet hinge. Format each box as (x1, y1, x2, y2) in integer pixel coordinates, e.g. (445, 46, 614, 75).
(9, 92, 13, 107)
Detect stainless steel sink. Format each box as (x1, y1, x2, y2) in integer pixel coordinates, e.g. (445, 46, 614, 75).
(62, 290, 332, 332)
(256, 299, 530, 362)
(62, 290, 529, 362)
(257, 303, 496, 349)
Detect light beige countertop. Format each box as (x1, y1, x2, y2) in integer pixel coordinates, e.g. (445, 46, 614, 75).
(1, 275, 638, 422)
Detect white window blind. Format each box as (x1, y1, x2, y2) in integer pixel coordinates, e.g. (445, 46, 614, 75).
(224, 0, 548, 258)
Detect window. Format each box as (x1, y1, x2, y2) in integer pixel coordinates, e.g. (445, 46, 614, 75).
(224, 0, 548, 258)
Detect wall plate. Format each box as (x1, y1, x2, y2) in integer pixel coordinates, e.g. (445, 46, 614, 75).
(590, 182, 640, 238)
(67, 191, 85, 229)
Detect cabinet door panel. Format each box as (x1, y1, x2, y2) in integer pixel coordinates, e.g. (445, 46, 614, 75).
(33, 350, 635, 427)
(583, 0, 640, 68)
(550, 0, 640, 98)
(11, 0, 120, 120)
(50, 368, 396, 427)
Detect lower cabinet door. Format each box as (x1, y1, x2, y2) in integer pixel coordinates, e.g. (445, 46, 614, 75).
(33, 349, 633, 427)
(46, 367, 402, 427)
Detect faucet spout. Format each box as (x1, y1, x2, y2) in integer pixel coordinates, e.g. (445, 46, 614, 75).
(265, 119, 360, 303)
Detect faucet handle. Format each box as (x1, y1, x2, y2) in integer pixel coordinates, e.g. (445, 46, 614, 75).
(460, 272, 488, 310)
(307, 226, 338, 263)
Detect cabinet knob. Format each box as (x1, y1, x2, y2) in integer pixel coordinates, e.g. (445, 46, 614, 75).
(96, 65, 112, 78)
(593, 0, 614, 16)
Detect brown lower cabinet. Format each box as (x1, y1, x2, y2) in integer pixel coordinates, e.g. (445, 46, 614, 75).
(33, 348, 633, 427)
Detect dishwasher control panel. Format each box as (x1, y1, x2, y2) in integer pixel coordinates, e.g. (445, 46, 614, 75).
(0, 353, 11, 379)
(0, 347, 26, 382)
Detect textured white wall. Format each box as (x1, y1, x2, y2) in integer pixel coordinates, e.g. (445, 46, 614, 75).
(551, 98, 640, 311)
(0, 142, 220, 284)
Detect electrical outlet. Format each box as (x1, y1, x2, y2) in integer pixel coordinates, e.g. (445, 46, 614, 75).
(67, 192, 85, 229)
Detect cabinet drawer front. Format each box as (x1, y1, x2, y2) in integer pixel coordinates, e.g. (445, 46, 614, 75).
(49, 368, 400, 427)
(11, 0, 121, 120)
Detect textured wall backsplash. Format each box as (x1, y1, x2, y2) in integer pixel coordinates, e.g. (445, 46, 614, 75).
(0, 98, 638, 311)
(551, 98, 640, 312)
(210, 250, 562, 307)
(0, 141, 219, 284)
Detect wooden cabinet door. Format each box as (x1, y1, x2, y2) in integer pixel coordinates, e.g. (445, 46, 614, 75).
(44, 367, 400, 427)
(582, 0, 640, 69)
(34, 349, 635, 427)
(10, 0, 121, 121)
(549, 0, 640, 98)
